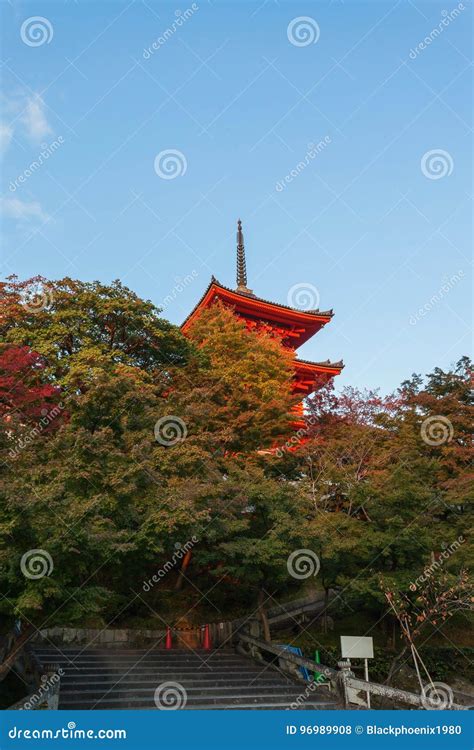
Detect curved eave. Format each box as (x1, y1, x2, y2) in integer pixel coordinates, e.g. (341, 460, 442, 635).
(294, 358, 344, 376)
(293, 358, 344, 396)
(181, 279, 334, 343)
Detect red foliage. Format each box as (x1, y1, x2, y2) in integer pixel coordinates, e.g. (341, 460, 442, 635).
(0, 344, 64, 429)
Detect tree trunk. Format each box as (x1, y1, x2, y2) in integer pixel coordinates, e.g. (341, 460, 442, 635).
(385, 645, 408, 686)
(323, 587, 329, 634)
(378, 644, 409, 708)
(383, 616, 395, 649)
(258, 588, 271, 643)
(174, 550, 192, 591)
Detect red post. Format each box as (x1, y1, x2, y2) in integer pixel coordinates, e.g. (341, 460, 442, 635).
(165, 626, 172, 650)
(202, 623, 212, 650)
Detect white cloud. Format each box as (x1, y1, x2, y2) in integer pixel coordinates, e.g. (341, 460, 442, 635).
(0, 122, 13, 153)
(0, 92, 54, 152)
(20, 95, 52, 142)
(0, 197, 49, 223)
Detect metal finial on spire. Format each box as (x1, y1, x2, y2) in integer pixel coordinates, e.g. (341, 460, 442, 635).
(236, 219, 253, 295)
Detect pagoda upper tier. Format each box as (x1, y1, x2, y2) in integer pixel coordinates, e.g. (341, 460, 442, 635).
(182, 277, 336, 349)
(180, 220, 343, 397)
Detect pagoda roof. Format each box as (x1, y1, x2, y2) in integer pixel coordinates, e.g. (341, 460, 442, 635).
(181, 277, 334, 347)
(294, 357, 344, 372)
(293, 357, 344, 396)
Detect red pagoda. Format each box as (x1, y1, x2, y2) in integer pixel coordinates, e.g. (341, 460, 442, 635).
(181, 220, 343, 424)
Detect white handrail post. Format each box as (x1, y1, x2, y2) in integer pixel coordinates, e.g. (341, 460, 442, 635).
(337, 659, 353, 708)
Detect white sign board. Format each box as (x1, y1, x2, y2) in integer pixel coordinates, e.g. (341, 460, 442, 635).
(340, 635, 374, 659)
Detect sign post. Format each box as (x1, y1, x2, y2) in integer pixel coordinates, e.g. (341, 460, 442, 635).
(340, 636, 374, 709)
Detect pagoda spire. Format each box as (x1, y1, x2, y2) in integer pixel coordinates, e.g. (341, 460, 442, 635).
(236, 219, 253, 295)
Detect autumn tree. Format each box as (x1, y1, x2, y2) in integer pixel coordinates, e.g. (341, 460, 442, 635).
(0, 344, 65, 448)
(0, 275, 189, 394)
(0, 277, 192, 626)
(293, 362, 472, 641)
(383, 570, 473, 690)
(144, 302, 303, 638)
(166, 301, 298, 453)
(1, 273, 470, 656)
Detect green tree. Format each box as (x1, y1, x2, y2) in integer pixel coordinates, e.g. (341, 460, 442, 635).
(167, 301, 298, 453)
(295, 363, 472, 641)
(0, 275, 189, 393)
(0, 277, 191, 626)
(142, 302, 302, 637)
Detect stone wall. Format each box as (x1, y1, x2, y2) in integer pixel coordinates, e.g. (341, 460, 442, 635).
(31, 627, 166, 647)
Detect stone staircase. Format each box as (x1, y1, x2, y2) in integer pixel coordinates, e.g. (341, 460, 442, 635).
(31, 646, 339, 710)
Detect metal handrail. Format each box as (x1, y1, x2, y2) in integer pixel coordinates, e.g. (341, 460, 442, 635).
(8, 674, 61, 711)
(236, 633, 467, 710)
(237, 633, 337, 679)
(345, 675, 467, 711)
(8, 656, 61, 711)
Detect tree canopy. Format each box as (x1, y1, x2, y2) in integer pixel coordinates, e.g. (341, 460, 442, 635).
(0, 275, 471, 659)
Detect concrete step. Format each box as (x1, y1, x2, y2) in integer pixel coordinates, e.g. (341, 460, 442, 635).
(34, 650, 241, 657)
(184, 702, 339, 710)
(34, 654, 251, 665)
(60, 675, 292, 687)
(60, 677, 292, 689)
(59, 690, 335, 710)
(38, 656, 253, 664)
(51, 659, 266, 672)
(56, 663, 276, 671)
(41, 664, 262, 674)
(35, 651, 245, 662)
(31, 646, 339, 711)
(59, 667, 283, 676)
(60, 700, 337, 710)
(60, 685, 316, 701)
(41, 663, 266, 673)
(36, 651, 242, 656)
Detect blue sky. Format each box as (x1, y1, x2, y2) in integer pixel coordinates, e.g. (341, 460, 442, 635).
(1, 0, 472, 394)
